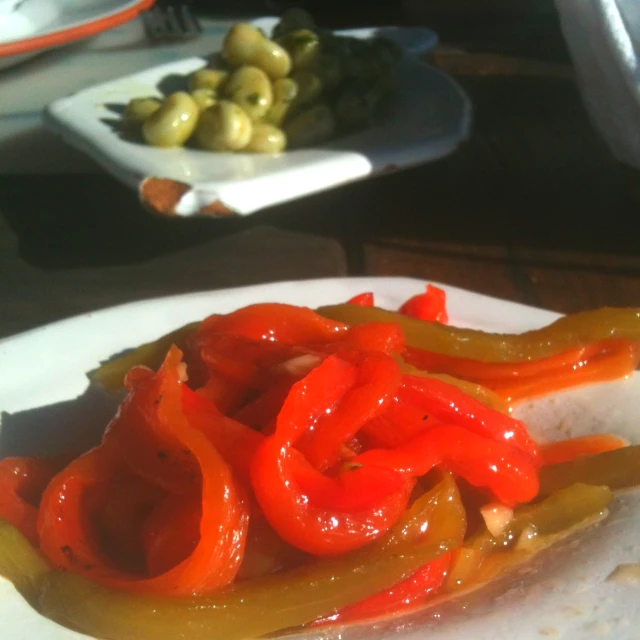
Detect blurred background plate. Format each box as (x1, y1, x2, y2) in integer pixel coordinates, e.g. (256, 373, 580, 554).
(44, 22, 471, 218)
(0, 0, 153, 70)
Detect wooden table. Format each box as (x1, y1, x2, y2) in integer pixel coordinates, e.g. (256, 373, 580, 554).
(1, 4, 639, 339)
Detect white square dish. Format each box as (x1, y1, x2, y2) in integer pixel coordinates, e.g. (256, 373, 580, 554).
(1, 277, 637, 640)
(44, 21, 471, 218)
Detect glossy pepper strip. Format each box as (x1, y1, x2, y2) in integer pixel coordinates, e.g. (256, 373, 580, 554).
(198, 303, 348, 344)
(541, 434, 628, 466)
(399, 284, 449, 324)
(355, 425, 539, 506)
(251, 355, 415, 556)
(329, 552, 452, 624)
(397, 356, 510, 413)
(0, 455, 70, 546)
(317, 304, 640, 362)
(38, 347, 249, 596)
(538, 445, 640, 498)
(401, 375, 540, 462)
(296, 352, 402, 471)
(404, 338, 638, 384)
(492, 339, 640, 403)
(38, 477, 465, 640)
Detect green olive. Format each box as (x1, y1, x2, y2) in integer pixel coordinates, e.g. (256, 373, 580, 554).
(142, 92, 199, 147)
(245, 123, 287, 153)
(188, 68, 229, 92)
(123, 97, 161, 125)
(223, 23, 291, 79)
(263, 77, 298, 126)
(311, 53, 343, 90)
(223, 24, 264, 66)
(223, 66, 273, 121)
(272, 7, 316, 39)
(290, 70, 323, 109)
(190, 88, 217, 111)
(278, 29, 320, 70)
(284, 104, 336, 148)
(195, 100, 253, 151)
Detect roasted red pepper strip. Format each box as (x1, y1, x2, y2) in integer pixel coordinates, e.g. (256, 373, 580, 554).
(401, 375, 540, 463)
(541, 434, 628, 467)
(355, 425, 539, 506)
(251, 355, 414, 556)
(360, 396, 440, 448)
(346, 292, 374, 306)
(339, 322, 405, 355)
(492, 339, 640, 403)
(0, 455, 70, 546)
(399, 285, 449, 324)
(296, 352, 402, 471)
(38, 347, 249, 596)
(329, 552, 452, 623)
(197, 303, 348, 345)
(404, 339, 639, 400)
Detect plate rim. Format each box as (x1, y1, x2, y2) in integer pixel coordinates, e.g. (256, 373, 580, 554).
(0, 0, 154, 57)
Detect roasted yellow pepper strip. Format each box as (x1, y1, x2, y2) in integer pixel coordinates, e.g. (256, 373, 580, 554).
(0, 518, 51, 605)
(445, 483, 612, 592)
(38, 476, 465, 640)
(394, 355, 509, 412)
(88, 322, 199, 392)
(538, 446, 640, 498)
(317, 305, 640, 362)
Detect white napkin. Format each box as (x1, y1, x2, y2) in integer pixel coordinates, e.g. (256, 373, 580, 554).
(555, 0, 640, 168)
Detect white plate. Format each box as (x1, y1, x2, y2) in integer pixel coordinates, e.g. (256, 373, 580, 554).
(1, 277, 638, 640)
(43, 21, 471, 218)
(0, 0, 153, 70)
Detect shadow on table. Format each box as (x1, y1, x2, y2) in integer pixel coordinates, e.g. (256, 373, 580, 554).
(0, 386, 123, 458)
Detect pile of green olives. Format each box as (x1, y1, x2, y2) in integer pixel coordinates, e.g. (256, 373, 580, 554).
(122, 8, 402, 154)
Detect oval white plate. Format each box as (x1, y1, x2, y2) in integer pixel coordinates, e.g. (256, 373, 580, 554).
(1, 277, 638, 639)
(43, 21, 471, 218)
(0, 0, 153, 70)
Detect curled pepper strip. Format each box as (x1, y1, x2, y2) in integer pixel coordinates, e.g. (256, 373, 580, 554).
(296, 352, 402, 471)
(251, 355, 415, 556)
(355, 425, 539, 506)
(38, 347, 249, 596)
(401, 375, 540, 462)
(38, 477, 465, 640)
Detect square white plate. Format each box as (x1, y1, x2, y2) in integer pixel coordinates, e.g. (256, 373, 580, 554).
(1, 277, 638, 639)
(44, 20, 471, 218)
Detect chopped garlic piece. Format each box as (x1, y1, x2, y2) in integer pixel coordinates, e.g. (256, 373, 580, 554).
(480, 503, 514, 538)
(177, 362, 188, 382)
(277, 354, 322, 377)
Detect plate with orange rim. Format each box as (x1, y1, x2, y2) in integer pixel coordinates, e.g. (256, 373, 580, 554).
(0, 276, 639, 640)
(0, 0, 154, 70)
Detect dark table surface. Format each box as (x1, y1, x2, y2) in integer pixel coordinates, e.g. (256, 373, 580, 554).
(2, 2, 639, 339)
